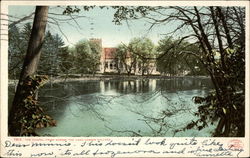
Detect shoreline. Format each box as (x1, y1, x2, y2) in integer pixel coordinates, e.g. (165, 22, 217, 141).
(8, 74, 210, 85)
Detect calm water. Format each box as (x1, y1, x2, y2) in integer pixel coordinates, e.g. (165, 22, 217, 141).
(9, 77, 216, 137)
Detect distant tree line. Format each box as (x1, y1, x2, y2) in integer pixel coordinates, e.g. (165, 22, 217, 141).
(9, 24, 101, 79)
(9, 24, 205, 78)
(115, 37, 206, 76)
(9, 23, 65, 79)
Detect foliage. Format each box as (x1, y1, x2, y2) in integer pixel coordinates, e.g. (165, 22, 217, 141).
(57, 46, 75, 75)
(8, 23, 31, 79)
(74, 39, 101, 75)
(115, 44, 128, 73)
(111, 6, 154, 25)
(104, 6, 245, 136)
(157, 36, 207, 76)
(8, 6, 245, 137)
(88, 41, 102, 74)
(130, 37, 156, 75)
(9, 23, 101, 78)
(9, 23, 65, 78)
(115, 43, 137, 75)
(61, 6, 153, 25)
(12, 75, 56, 136)
(38, 31, 65, 75)
(115, 37, 156, 75)
(176, 87, 244, 137)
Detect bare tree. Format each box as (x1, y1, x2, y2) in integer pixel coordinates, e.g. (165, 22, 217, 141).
(111, 6, 245, 136)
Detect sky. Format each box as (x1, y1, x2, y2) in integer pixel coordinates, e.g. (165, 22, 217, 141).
(9, 5, 178, 47)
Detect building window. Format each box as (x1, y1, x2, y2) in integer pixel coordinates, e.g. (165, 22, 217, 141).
(105, 62, 108, 68)
(110, 63, 113, 69)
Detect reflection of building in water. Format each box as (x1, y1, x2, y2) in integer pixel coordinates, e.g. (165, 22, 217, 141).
(97, 79, 158, 94)
(149, 79, 156, 91)
(90, 38, 160, 75)
(100, 81, 105, 93)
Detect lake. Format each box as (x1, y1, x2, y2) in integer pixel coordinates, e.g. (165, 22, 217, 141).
(9, 77, 216, 137)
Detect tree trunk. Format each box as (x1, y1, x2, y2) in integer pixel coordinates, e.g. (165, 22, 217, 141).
(142, 62, 145, 76)
(8, 6, 49, 136)
(214, 117, 225, 137)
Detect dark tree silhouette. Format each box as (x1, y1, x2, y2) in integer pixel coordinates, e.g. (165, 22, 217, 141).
(9, 6, 49, 136)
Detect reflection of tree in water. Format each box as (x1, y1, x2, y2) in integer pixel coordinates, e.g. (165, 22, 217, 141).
(35, 77, 213, 136)
(106, 86, 199, 136)
(127, 78, 212, 136)
(100, 77, 213, 94)
(39, 81, 107, 122)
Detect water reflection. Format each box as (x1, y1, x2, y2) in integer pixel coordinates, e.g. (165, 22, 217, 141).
(10, 77, 215, 136)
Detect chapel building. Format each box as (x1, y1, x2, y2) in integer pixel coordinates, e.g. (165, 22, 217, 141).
(90, 38, 160, 75)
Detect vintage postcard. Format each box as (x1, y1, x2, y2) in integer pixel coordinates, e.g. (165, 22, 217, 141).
(0, 0, 249, 157)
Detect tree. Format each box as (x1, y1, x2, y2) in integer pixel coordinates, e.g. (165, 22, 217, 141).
(157, 36, 206, 76)
(74, 39, 101, 75)
(173, 7, 245, 137)
(8, 6, 51, 136)
(57, 46, 75, 76)
(8, 23, 32, 79)
(129, 37, 156, 75)
(115, 43, 136, 75)
(115, 37, 156, 75)
(88, 40, 102, 75)
(9, 23, 65, 79)
(38, 31, 65, 76)
(8, 25, 25, 79)
(110, 6, 245, 136)
(74, 40, 91, 75)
